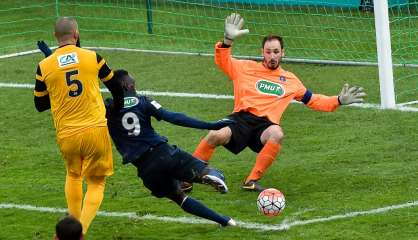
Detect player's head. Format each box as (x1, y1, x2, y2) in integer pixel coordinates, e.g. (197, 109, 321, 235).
(114, 69, 136, 95)
(54, 17, 80, 46)
(54, 216, 83, 240)
(261, 34, 285, 70)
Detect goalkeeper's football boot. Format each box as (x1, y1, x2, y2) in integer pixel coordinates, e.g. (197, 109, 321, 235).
(242, 180, 265, 192)
(202, 168, 228, 194)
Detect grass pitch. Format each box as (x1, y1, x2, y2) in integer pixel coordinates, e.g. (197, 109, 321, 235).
(0, 1, 417, 239)
(0, 51, 417, 239)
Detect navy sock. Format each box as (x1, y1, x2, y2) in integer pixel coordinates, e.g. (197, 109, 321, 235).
(181, 197, 229, 226)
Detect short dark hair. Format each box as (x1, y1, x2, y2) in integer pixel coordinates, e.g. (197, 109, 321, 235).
(262, 34, 284, 49)
(113, 69, 129, 81)
(55, 216, 82, 240)
(114, 69, 136, 94)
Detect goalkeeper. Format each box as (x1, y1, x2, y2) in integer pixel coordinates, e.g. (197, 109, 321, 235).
(189, 13, 367, 192)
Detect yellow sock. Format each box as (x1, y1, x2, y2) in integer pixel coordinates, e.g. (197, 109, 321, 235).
(65, 173, 83, 219)
(79, 176, 106, 234)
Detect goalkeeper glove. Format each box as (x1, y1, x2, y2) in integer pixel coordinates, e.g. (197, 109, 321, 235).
(338, 84, 367, 105)
(223, 13, 249, 46)
(37, 40, 52, 57)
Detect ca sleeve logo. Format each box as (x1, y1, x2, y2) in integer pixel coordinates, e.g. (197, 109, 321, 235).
(57, 53, 79, 68)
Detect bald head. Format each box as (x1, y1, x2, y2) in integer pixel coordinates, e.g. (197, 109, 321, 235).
(54, 17, 79, 46)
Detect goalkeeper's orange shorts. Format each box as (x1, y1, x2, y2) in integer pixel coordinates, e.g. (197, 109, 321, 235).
(57, 126, 113, 177)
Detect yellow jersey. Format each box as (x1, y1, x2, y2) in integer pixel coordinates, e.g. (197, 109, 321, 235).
(34, 45, 114, 139)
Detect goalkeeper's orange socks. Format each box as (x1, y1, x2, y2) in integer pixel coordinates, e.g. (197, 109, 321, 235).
(79, 176, 106, 234)
(193, 138, 216, 162)
(65, 173, 83, 219)
(246, 140, 281, 183)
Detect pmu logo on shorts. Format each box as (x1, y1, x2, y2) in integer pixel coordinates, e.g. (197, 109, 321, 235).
(255, 79, 285, 97)
(57, 53, 79, 67)
(124, 97, 139, 108)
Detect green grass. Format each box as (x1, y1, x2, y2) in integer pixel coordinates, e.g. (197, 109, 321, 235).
(0, 51, 417, 239)
(0, 1, 417, 239)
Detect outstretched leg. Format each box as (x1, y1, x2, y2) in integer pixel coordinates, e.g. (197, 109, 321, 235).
(173, 148, 229, 194)
(243, 125, 283, 192)
(167, 190, 235, 227)
(193, 138, 216, 162)
(134, 143, 236, 226)
(187, 128, 232, 192)
(245, 140, 281, 183)
(193, 128, 232, 162)
(198, 167, 228, 193)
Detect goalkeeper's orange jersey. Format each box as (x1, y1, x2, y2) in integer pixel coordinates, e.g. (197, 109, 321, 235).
(215, 42, 340, 124)
(34, 45, 114, 139)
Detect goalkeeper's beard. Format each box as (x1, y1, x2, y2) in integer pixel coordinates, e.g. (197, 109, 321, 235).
(264, 59, 280, 70)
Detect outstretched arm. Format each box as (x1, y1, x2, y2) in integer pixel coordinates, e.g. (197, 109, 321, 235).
(97, 57, 124, 111)
(215, 13, 249, 80)
(300, 84, 366, 112)
(37, 41, 52, 57)
(337, 84, 367, 105)
(157, 108, 235, 130)
(223, 13, 249, 46)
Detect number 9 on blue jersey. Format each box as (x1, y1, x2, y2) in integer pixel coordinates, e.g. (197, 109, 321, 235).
(122, 112, 141, 136)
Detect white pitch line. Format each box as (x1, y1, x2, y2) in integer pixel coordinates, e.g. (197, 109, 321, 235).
(398, 100, 418, 106)
(0, 82, 233, 100)
(1, 82, 417, 112)
(0, 200, 417, 231)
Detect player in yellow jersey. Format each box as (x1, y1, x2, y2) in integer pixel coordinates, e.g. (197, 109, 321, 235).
(188, 13, 366, 192)
(33, 17, 124, 234)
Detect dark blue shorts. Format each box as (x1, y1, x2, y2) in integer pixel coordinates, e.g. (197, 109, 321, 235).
(131, 143, 206, 198)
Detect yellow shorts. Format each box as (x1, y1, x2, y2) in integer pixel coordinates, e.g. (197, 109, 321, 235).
(57, 126, 113, 177)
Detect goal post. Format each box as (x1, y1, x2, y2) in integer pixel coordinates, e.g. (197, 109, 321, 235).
(374, 0, 396, 109)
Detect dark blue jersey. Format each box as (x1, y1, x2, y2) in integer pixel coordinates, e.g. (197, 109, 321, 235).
(106, 95, 235, 164)
(105, 96, 167, 164)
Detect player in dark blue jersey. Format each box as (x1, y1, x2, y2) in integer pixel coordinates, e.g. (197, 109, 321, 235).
(37, 43, 237, 227)
(104, 69, 236, 227)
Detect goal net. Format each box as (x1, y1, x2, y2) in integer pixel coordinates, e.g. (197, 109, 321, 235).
(0, 0, 416, 107)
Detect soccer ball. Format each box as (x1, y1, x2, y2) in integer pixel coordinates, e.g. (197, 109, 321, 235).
(257, 188, 285, 216)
